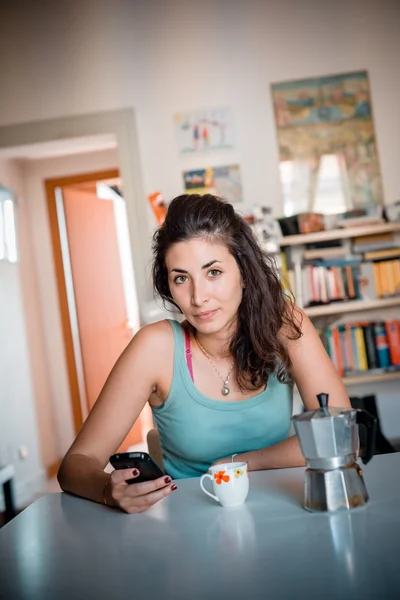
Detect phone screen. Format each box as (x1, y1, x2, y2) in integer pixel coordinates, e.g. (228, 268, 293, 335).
(109, 452, 165, 484)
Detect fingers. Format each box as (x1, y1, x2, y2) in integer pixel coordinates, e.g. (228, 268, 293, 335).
(111, 467, 140, 485)
(123, 483, 178, 514)
(109, 470, 178, 513)
(128, 475, 173, 497)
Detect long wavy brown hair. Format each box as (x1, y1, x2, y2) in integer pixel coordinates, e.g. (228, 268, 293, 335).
(152, 194, 302, 390)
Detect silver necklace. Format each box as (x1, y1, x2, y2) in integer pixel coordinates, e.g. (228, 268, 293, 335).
(196, 337, 234, 396)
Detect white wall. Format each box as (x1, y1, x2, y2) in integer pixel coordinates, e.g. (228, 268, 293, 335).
(0, 160, 45, 509)
(0, 0, 399, 214)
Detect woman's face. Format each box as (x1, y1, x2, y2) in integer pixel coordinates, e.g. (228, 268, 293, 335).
(165, 237, 244, 335)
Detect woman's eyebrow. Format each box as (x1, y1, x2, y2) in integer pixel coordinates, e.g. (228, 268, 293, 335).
(170, 260, 221, 274)
(202, 259, 221, 269)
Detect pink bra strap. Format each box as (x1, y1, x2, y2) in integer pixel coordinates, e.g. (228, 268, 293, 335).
(184, 328, 194, 382)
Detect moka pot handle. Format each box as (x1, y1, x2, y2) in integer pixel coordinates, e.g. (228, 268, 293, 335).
(356, 410, 377, 465)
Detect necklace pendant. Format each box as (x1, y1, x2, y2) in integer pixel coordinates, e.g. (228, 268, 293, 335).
(222, 386, 230, 396)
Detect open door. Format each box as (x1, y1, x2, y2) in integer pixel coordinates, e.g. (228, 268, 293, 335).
(47, 170, 149, 451)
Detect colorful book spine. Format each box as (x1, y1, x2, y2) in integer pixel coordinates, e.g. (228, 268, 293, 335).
(362, 323, 379, 369)
(332, 327, 343, 376)
(350, 326, 359, 370)
(358, 262, 377, 301)
(372, 262, 383, 298)
(345, 265, 356, 299)
(385, 320, 400, 366)
(338, 325, 347, 372)
(354, 327, 368, 370)
(374, 322, 391, 368)
(345, 325, 354, 371)
(321, 319, 400, 376)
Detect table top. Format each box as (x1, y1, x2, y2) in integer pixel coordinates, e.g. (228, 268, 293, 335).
(1, 453, 400, 600)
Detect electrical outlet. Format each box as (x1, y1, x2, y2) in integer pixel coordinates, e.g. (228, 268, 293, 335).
(18, 445, 29, 460)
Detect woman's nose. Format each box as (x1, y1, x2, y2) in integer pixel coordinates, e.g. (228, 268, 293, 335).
(191, 280, 209, 306)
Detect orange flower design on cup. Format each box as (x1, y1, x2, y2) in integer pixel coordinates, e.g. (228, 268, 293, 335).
(214, 470, 230, 485)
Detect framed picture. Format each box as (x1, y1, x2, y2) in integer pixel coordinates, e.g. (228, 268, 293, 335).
(174, 107, 234, 155)
(271, 71, 383, 216)
(183, 164, 243, 204)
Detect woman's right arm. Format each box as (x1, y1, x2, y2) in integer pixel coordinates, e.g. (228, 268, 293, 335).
(57, 321, 175, 512)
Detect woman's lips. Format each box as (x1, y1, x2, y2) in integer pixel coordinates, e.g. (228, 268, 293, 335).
(195, 309, 219, 320)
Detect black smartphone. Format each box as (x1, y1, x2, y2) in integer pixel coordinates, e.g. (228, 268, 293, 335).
(109, 451, 165, 484)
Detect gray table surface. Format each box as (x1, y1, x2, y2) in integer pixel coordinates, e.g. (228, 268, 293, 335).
(1, 453, 400, 600)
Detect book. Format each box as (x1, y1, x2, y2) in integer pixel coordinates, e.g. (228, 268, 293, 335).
(294, 261, 303, 307)
(364, 248, 400, 261)
(332, 327, 343, 376)
(336, 267, 346, 299)
(379, 262, 392, 296)
(302, 266, 312, 307)
(324, 328, 333, 361)
(385, 321, 400, 366)
(352, 265, 361, 299)
(288, 269, 296, 296)
(303, 247, 346, 260)
(352, 233, 395, 253)
(310, 266, 320, 303)
(362, 323, 379, 369)
(354, 327, 368, 371)
(358, 262, 377, 301)
(318, 266, 329, 304)
(386, 260, 397, 296)
(372, 262, 383, 297)
(374, 322, 391, 368)
(394, 260, 400, 294)
(350, 326, 359, 370)
(339, 325, 350, 372)
(345, 265, 356, 299)
(338, 216, 384, 228)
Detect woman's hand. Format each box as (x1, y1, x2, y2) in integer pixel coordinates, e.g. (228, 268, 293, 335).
(107, 468, 177, 513)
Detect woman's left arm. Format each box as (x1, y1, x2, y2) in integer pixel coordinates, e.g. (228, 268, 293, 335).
(214, 309, 351, 471)
(284, 309, 351, 412)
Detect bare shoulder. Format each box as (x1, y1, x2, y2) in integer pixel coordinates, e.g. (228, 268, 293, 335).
(125, 319, 175, 359)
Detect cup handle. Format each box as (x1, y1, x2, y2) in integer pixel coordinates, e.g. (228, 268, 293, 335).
(200, 473, 219, 503)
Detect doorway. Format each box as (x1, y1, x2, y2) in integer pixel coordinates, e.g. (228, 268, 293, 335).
(46, 170, 151, 450)
(0, 111, 151, 505)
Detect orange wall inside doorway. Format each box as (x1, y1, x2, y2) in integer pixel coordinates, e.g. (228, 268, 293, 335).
(62, 182, 142, 450)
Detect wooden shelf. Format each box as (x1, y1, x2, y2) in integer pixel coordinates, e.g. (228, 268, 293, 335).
(304, 297, 400, 318)
(343, 371, 400, 386)
(280, 222, 400, 247)
(293, 371, 400, 392)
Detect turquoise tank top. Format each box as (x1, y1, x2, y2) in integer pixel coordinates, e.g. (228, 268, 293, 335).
(151, 320, 293, 479)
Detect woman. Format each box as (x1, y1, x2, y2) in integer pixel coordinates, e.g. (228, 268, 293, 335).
(58, 194, 351, 513)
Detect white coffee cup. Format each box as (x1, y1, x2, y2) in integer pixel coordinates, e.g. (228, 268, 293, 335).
(200, 462, 249, 507)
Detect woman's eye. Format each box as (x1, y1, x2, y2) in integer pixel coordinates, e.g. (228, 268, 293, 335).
(174, 275, 188, 284)
(208, 269, 221, 278)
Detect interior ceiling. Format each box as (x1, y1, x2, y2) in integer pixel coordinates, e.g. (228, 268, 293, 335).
(0, 134, 117, 160)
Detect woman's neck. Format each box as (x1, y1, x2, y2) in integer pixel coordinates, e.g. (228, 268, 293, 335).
(193, 320, 236, 361)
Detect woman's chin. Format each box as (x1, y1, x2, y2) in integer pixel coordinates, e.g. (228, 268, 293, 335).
(194, 318, 234, 336)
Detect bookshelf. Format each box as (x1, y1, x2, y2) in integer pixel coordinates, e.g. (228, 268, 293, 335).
(343, 371, 400, 386)
(280, 222, 400, 247)
(279, 220, 400, 388)
(305, 297, 400, 318)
